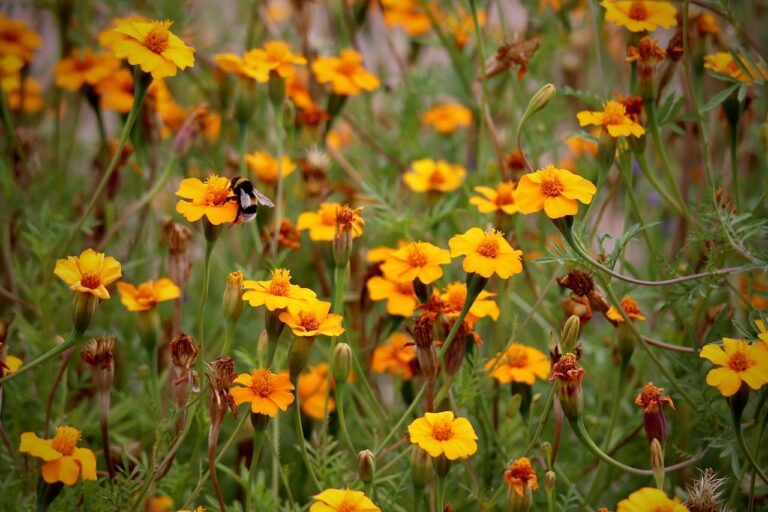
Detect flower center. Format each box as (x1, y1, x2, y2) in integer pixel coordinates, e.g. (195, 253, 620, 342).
(135, 283, 157, 306)
(51, 426, 81, 456)
(540, 176, 564, 198)
(477, 236, 500, 258)
(428, 170, 446, 186)
(336, 501, 358, 512)
(432, 421, 454, 441)
(396, 281, 415, 295)
(80, 272, 101, 289)
(250, 369, 274, 397)
(728, 351, 754, 373)
(445, 285, 466, 312)
(505, 346, 529, 368)
(298, 312, 320, 332)
(495, 183, 516, 205)
(204, 180, 231, 206)
(143, 23, 170, 54)
(407, 246, 428, 267)
(628, 2, 648, 20)
(602, 101, 628, 126)
(268, 270, 292, 296)
(621, 297, 641, 316)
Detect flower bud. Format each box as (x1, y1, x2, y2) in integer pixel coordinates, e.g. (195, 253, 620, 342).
(251, 412, 270, 432)
(651, 438, 664, 489)
(235, 79, 257, 126)
(433, 453, 452, 478)
(410, 446, 431, 489)
(265, 308, 286, 343)
(332, 342, 353, 384)
(445, 322, 473, 376)
(137, 308, 160, 350)
(268, 70, 286, 106)
(203, 217, 222, 244)
(288, 337, 315, 382)
(256, 329, 270, 365)
(597, 129, 617, 171)
(506, 484, 532, 512)
(544, 470, 555, 492)
(357, 449, 375, 484)
(72, 292, 99, 333)
(635, 382, 674, 446)
(549, 353, 585, 421)
(528, 84, 556, 116)
(560, 315, 580, 353)
(333, 205, 363, 268)
(222, 271, 244, 325)
(162, 221, 193, 287)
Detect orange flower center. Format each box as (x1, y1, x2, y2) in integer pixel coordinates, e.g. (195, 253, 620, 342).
(406, 246, 429, 268)
(396, 281, 415, 295)
(477, 236, 500, 258)
(250, 369, 274, 397)
(540, 176, 564, 198)
(621, 297, 641, 316)
(628, 2, 648, 20)
(298, 312, 320, 332)
(51, 426, 81, 456)
(728, 351, 754, 373)
(204, 180, 232, 206)
(80, 272, 101, 289)
(135, 283, 157, 306)
(336, 501, 358, 512)
(143, 24, 170, 54)
(505, 346, 529, 368)
(495, 183, 516, 205)
(428, 170, 446, 187)
(445, 286, 466, 312)
(602, 102, 628, 126)
(320, 207, 337, 225)
(268, 270, 292, 296)
(432, 420, 454, 441)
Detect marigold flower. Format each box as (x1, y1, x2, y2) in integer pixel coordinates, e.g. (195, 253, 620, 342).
(470, 182, 519, 215)
(116, 278, 180, 312)
(703, 52, 768, 85)
(514, 165, 597, 218)
(96, 68, 134, 112)
(635, 382, 674, 445)
(449, 228, 523, 279)
(262, 219, 302, 253)
(242, 268, 317, 313)
(421, 103, 472, 133)
(2, 354, 22, 374)
(407, 411, 478, 460)
(298, 363, 335, 419)
(367, 275, 419, 317)
(149, 79, 188, 137)
(296, 202, 364, 242)
(550, 353, 585, 420)
(403, 158, 466, 193)
(606, 295, 646, 323)
(577, 100, 645, 138)
(245, 150, 297, 183)
(381, 0, 431, 36)
(0, 55, 23, 92)
(441, 282, 499, 324)
(244, 40, 307, 82)
(175, 174, 238, 225)
(756, 319, 768, 345)
(310, 488, 381, 512)
(231, 368, 294, 416)
(372, 333, 417, 380)
(53, 48, 120, 92)
(486, 343, 551, 385)
(504, 457, 539, 497)
(700, 338, 768, 397)
(20, 426, 97, 485)
(279, 299, 345, 337)
(333, 205, 365, 266)
(7, 77, 43, 113)
(367, 245, 397, 263)
(104, 19, 194, 79)
(0, 14, 42, 62)
(312, 49, 380, 96)
(601, 1, 677, 32)
(380, 241, 451, 284)
(145, 496, 173, 512)
(54, 248, 122, 300)
(695, 13, 720, 34)
(566, 135, 599, 159)
(616, 487, 688, 512)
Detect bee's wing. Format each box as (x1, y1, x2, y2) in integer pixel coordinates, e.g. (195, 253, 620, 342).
(239, 188, 253, 208)
(251, 188, 275, 208)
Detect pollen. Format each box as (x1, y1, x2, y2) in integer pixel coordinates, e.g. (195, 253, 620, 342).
(250, 369, 274, 397)
(406, 246, 428, 267)
(504, 345, 529, 368)
(142, 22, 171, 54)
(80, 272, 101, 289)
(268, 269, 292, 296)
(51, 426, 81, 456)
(432, 421, 454, 441)
(203, 177, 232, 206)
(476, 235, 500, 258)
(727, 351, 754, 373)
(601, 101, 628, 125)
(628, 2, 648, 20)
(299, 312, 320, 332)
(540, 175, 564, 198)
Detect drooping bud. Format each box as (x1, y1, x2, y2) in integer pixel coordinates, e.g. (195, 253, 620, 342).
(410, 446, 431, 489)
(484, 38, 540, 79)
(549, 353, 585, 421)
(170, 333, 199, 428)
(332, 342, 353, 384)
(81, 336, 116, 394)
(413, 312, 438, 379)
(251, 411, 271, 432)
(635, 382, 674, 446)
(651, 438, 665, 489)
(222, 271, 244, 325)
(626, 37, 666, 101)
(72, 292, 99, 334)
(357, 449, 375, 484)
(444, 320, 475, 376)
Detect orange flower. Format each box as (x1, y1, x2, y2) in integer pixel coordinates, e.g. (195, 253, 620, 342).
(606, 295, 646, 323)
(20, 426, 97, 485)
(601, 1, 677, 32)
(448, 228, 523, 279)
(242, 268, 317, 313)
(279, 299, 345, 337)
(53, 48, 120, 92)
(635, 382, 674, 413)
(96, 68, 134, 112)
(310, 488, 381, 512)
(380, 241, 451, 284)
(0, 55, 23, 91)
(298, 363, 335, 419)
(617, 488, 688, 512)
(231, 368, 295, 416)
(403, 158, 466, 193)
(116, 278, 181, 312)
(704, 52, 768, 85)
(421, 103, 472, 133)
(105, 19, 195, 79)
(372, 333, 417, 380)
(366, 275, 419, 317)
(577, 100, 645, 138)
(485, 343, 551, 385)
(504, 457, 539, 497)
(447, 9, 485, 49)
(245, 150, 297, 183)
(441, 282, 499, 324)
(312, 49, 380, 96)
(296, 202, 364, 242)
(175, 175, 238, 225)
(148, 79, 187, 137)
(54, 248, 122, 300)
(0, 14, 42, 62)
(407, 411, 478, 460)
(7, 77, 43, 113)
(221, 41, 306, 83)
(470, 182, 519, 215)
(514, 165, 597, 218)
(381, 0, 431, 36)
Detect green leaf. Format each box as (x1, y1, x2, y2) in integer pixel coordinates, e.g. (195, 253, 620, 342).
(700, 84, 739, 112)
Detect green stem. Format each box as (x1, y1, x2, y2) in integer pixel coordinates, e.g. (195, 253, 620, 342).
(0, 330, 83, 384)
(374, 383, 427, 456)
(523, 382, 556, 456)
(271, 103, 284, 260)
(291, 384, 321, 490)
(222, 321, 235, 357)
(748, 404, 768, 512)
(0, 88, 29, 168)
(436, 475, 446, 512)
(245, 430, 264, 512)
(198, 239, 215, 373)
(732, 406, 768, 484)
(729, 117, 741, 210)
(468, 0, 488, 177)
(336, 383, 356, 456)
(635, 152, 687, 219)
(147, 343, 160, 409)
(571, 417, 652, 476)
(238, 120, 248, 176)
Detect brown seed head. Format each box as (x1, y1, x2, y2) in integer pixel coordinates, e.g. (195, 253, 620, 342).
(170, 333, 199, 369)
(81, 336, 116, 369)
(557, 269, 595, 296)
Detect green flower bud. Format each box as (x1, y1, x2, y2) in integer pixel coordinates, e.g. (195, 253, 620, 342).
(72, 292, 99, 334)
(357, 449, 376, 484)
(332, 343, 353, 384)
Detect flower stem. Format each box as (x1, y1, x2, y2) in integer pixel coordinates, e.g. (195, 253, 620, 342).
(271, 103, 284, 261)
(245, 430, 264, 512)
(732, 405, 768, 484)
(374, 382, 427, 456)
(98, 390, 115, 479)
(222, 320, 235, 357)
(729, 116, 741, 210)
(0, 330, 83, 384)
(198, 239, 215, 373)
(523, 381, 556, 456)
(436, 474, 446, 512)
(335, 383, 356, 456)
(291, 382, 321, 490)
(570, 417, 651, 476)
(208, 421, 227, 512)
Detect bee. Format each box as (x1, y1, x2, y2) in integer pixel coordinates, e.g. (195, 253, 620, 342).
(228, 176, 275, 224)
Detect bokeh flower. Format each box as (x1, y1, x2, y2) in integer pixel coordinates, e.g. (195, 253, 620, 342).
(175, 175, 238, 225)
(704, 52, 768, 85)
(298, 363, 335, 419)
(243, 40, 306, 82)
(577, 101, 645, 138)
(310, 488, 380, 512)
(616, 487, 688, 512)
(372, 333, 416, 380)
(231, 368, 294, 416)
(117, 278, 181, 312)
(54, 248, 122, 300)
(366, 275, 419, 317)
(381, 0, 431, 36)
(448, 228, 523, 279)
(485, 343, 551, 385)
(96, 68, 134, 112)
(7, 77, 43, 112)
(403, 159, 466, 193)
(421, 103, 472, 133)
(601, 1, 677, 32)
(105, 19, 194, 78)
(20, 426, 97, 485)
(53, 48, 120, 92)
(407, 411, 478, 460)
(514, 165, 597, 218)
(312, 49, 380, 96)
(380, 241, 451, 284)
(470, 182, 519, 215)
(245, 150, 297, 183)
(700, 338, 768, 396)
(242, 268, 317, 313)
(279, 299, 345, 337)
(297, 202, 364, 242)
(0, 14, 42, 62)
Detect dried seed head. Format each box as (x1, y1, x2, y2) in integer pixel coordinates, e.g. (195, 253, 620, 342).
(413, 312, 436, 349)
(170, 333, 199, 369)
(81, 336, 116, 369)
(685, 468, 727, 512)
(208, 356, 238, 420)
(485, 38, 540, 79)
(557, 269, 595, 296)
(162, 220, 193, 254)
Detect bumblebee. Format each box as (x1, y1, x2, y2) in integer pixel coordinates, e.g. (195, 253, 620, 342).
(228, 176, 275, 224)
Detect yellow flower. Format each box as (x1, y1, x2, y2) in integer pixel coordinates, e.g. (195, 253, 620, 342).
(470, 182, 519, 215)
(606, 295, 646, 323)
(298, 363, 335, 419)
(245, 150, 297, 183)
(513, 165, 597, 218)
(246, 40, 307, 82)
(504, 457, 539, 497)
(700, 338, 768, 397)
(2, 354, 22, 373)
(96, 68, 134, 112)
(19, 426, 97, 485)
(146, 496, 173, 512)
(231, 368, 295, 416)
(116, 278, 181, 312)
(577, 100, 645, 138)
(617, 487, 688, 512)
(0, 55, 23, 91)
(421, 103, 472, 133)
(372, 333, 416, 380)
(53, 48, 120, 92)
(703, 52, 768, 85)
(0, 14, 42, 62)
(448, 228, 523, 279)
(407, 411, 478, 460)
(310, 488, 381, 512)
(380, 241, 451, 284)
(285, 71, 315, 111)
(312, 49, 380, 96)
(441, 282, 499, 324)
(485, 343, 551, 385)
(296, 202, 364, 242)
(54, 248, 122, 300)
(366, 275, 419, 317)
(7, 77, 43, 113)
(403, 158, 466, 193)
(242, 268, 317, 313)
(756, 319, 768, 345)
(279, 299, 345, 337)
(381, 0, 431, 36)
(105, 19, 194, 79)
(175, 174, 239, 225)
(149, 79, 187, 137)
(601, 1, 677, 32)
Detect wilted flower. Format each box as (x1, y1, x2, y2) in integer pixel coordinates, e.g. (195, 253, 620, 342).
(550, 353, 585, 420)
(505, 456, 539, 497)
(635, 382, 674, 445)
(606, 295, 646, 324)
